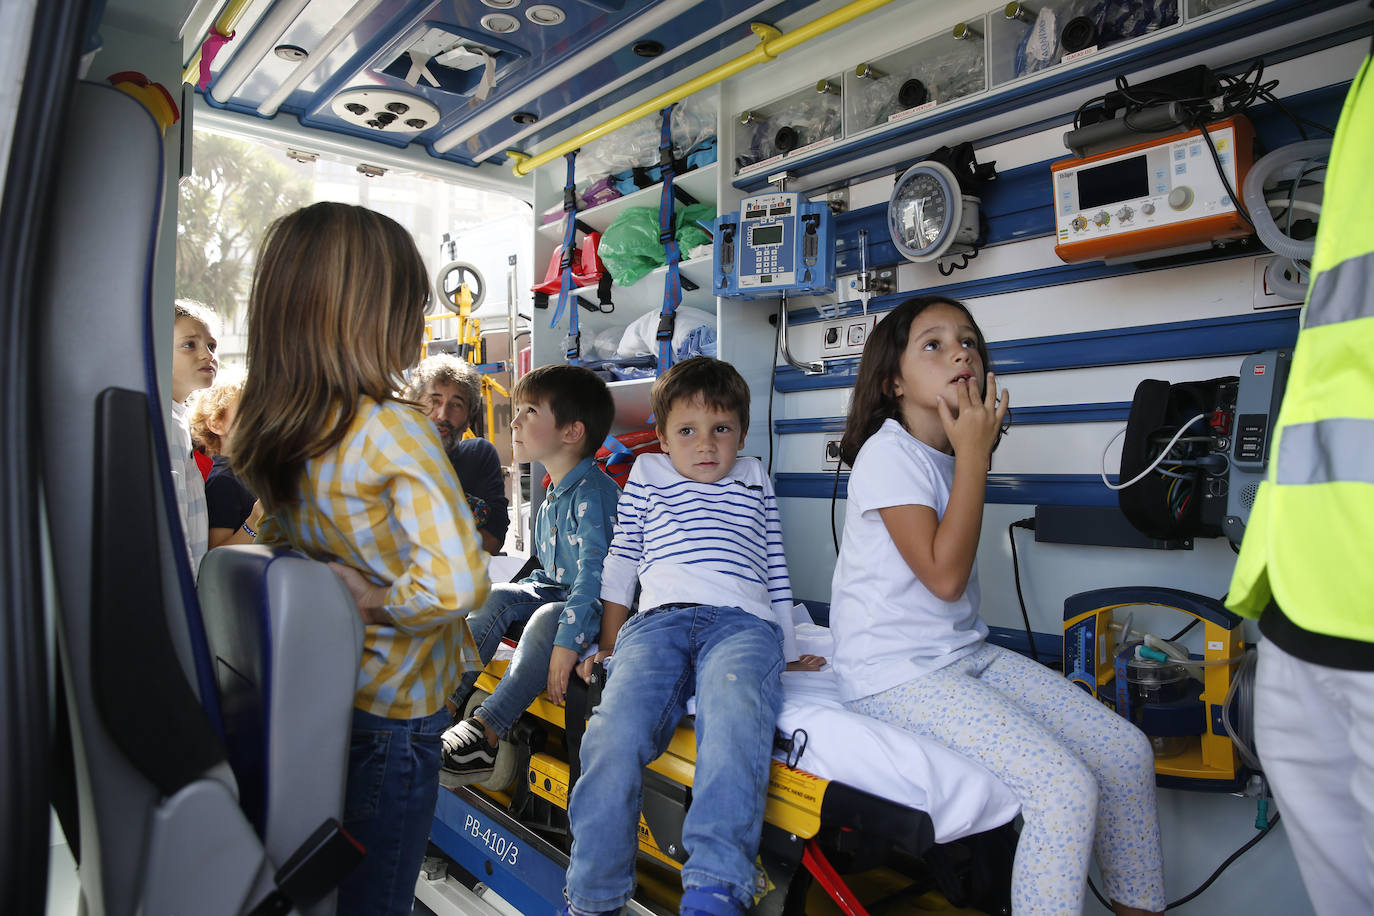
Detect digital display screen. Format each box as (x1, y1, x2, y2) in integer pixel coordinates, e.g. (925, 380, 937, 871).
(769, 205, 792, 215)
(752, 225, 784, 245)
(1077, 155, 1149, 209)
(746, 206, 767, 217)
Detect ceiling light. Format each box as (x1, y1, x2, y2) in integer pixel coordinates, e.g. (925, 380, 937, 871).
(480, 13, 520, 33)
(526, 5, 566, 26)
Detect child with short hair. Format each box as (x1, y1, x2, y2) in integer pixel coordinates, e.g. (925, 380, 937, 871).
(170, 298, 220, 576)
(561, 356, 805, 916)
(187, 375, 263, 548)
(830, 296, 1164, 916)
(439, 363, 620, 785)
(232, 202, 489, 916)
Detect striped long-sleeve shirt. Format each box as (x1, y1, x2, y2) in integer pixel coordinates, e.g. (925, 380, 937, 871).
(600, 454, 797, 657)
(258, 397, 490, 719)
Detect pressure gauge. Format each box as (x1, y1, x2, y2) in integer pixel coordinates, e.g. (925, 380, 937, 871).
(888, 160, 981, 263)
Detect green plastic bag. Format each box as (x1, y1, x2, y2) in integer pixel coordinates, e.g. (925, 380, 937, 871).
(598, 208, 663, 286)
(598, 204, 718, 287)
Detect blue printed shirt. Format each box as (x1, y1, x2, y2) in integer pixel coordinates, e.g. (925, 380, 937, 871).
(526, 457, 621, 651)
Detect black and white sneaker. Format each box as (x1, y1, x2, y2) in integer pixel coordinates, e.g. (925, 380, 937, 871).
(439, 717, 498, 787)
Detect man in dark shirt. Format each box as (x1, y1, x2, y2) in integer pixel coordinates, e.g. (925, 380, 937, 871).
(407, 354, 509, 554)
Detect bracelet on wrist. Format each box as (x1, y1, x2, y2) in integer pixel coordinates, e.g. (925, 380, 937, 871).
(241, 520, 258, 539)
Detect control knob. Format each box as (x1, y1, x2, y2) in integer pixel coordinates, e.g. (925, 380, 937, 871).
(1141, 202, 1156, 216)
(1093, 210, 1110, 227)
(1168, 186, 1194, 211)
(1116, 205, 1134, 223)
(1071, 215, 1088, 232)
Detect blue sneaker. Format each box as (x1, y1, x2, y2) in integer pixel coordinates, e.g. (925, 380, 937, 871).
(680, 886, 746, 916)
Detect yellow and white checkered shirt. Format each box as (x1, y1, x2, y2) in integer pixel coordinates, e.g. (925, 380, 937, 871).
(259, 396, 490, 719)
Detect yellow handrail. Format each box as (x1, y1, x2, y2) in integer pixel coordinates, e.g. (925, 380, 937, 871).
(510, 0, 897, 177)
(182, 0, 257, 85)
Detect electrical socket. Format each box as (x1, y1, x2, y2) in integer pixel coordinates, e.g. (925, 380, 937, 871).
(820, 313, 877, 358)
(1253, 255, 1305, 310)
(822, 438, 842, 466)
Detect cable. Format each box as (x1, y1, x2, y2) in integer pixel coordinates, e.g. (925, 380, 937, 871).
(1100, 414, 1207, 491)
(1087, 811, 1280, 910)
(1222, 647, 1262, 773)
(830, 458, 843, 554)
(767, 307, 780, 477)
(1167, 618, 1198, 642)
(1008, 519, 1040, 662)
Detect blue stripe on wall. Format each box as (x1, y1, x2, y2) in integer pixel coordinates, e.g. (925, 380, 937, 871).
(773, 402, 1131, 435)
(777, 472, 1118, 505)
(776, 308, 1299, 392)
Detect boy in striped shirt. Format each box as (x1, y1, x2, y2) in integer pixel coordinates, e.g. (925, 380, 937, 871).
(561, 357, 810, 916)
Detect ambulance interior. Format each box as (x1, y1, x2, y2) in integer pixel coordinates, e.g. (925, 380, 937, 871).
(2, 0, 1369, 914)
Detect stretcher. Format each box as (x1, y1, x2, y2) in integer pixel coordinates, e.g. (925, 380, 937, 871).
(427, 615, 1021, 915)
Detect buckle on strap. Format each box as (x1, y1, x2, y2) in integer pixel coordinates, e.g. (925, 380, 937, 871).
(655, 312, 676, 340)
(563, 186, 577, 211)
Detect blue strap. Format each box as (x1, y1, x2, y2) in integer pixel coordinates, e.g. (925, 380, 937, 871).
(656, 104, 681, 375)
(551, 151, 582, 363)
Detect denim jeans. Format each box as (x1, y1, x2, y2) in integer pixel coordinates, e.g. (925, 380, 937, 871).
(336, 707, 449, 916)
(458, 581, 568, 697)
(564, 604, 784, 912)
(477, 600, 565, 736)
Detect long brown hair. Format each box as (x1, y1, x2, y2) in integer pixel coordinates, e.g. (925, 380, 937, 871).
(234, 202, 429, 509)
(838, 296, 996, 465)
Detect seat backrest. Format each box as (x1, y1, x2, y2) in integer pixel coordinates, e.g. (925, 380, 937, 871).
(36, 81, 322, 916)
(197, 544, 363, 914)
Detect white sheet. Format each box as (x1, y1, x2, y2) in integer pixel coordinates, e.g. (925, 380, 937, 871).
(776, 623, 1021, 844)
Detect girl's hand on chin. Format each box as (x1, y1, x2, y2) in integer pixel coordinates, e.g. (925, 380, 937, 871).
(938, 371, 1009, 459)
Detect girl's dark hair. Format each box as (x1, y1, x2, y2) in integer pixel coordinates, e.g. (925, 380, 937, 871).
(838, 296, 997, 465)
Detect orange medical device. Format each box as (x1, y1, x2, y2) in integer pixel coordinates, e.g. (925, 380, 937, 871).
(1051, 116, 1254, 264)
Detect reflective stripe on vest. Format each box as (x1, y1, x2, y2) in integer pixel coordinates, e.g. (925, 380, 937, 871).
(1303, 247, 1374, 328)
(1277, 418, 1374, 486)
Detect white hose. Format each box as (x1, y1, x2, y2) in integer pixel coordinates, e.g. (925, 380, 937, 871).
(1242, 140, 1331, 261)
(1100, 414, 1206, 491)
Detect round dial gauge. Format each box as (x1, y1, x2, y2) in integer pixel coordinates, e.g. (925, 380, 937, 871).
(888, 160, 961, 262)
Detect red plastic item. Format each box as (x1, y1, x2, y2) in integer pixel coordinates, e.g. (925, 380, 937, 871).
(531, 244, 568, 295)
(802, 839, 870, 916)
(540, 429, 662, 490)
(571, 232, 607, 286)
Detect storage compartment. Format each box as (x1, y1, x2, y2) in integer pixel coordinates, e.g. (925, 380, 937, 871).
(734, 75, 844, 175)
(845, 22, 988, 134)
(987, 0, 1180, 88)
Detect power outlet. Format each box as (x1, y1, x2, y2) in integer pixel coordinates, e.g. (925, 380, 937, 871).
(1253, 255, 1305, 310)
(822, 438, 842, 466)
(821, 313, 877, 358)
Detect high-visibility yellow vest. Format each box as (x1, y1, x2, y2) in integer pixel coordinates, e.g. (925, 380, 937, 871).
(1227, 54, 1374, 644)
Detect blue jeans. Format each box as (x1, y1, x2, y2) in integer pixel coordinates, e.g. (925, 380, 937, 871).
(336, 707, 448, 916)
(458, 581, 568, 697)
(477, 600, 565, 735)
(564, 605, 784, 912)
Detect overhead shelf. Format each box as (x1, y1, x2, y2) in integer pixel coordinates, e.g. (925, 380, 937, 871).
(538, 162, 719, 239)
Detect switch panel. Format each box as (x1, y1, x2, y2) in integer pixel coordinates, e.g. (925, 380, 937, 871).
(820, 313, 877, 359)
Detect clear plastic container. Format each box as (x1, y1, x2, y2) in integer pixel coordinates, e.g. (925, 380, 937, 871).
(1125, 655, 1192, 758)
(987, 0, 1180, 88)
(845, 21, 988, 134)
(733, 75, 844, 174)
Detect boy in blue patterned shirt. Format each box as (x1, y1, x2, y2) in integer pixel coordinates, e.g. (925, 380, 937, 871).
(440, 364, 620, 785)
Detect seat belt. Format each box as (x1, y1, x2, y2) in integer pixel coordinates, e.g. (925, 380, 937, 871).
(655, 105, 681, 375)
(550, 151, 582, 364)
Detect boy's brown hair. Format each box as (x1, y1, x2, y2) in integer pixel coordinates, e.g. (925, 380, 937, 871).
(650, 357, 750, 437)
(512, 364, 615, 459)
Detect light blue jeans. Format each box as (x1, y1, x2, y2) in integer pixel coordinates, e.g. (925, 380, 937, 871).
(457, 580, 567, 698)
(564, 604, 784, 913)
(476, 600, 565, 735)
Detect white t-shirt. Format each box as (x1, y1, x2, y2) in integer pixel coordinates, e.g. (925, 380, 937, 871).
(169, 400, 208, 578)
(830, 419, 987, 702)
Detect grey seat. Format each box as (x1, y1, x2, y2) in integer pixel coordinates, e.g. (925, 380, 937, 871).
(37, 81, 361, 916)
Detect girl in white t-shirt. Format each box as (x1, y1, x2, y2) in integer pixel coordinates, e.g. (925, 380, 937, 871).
(830, 297, 1165, 916)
